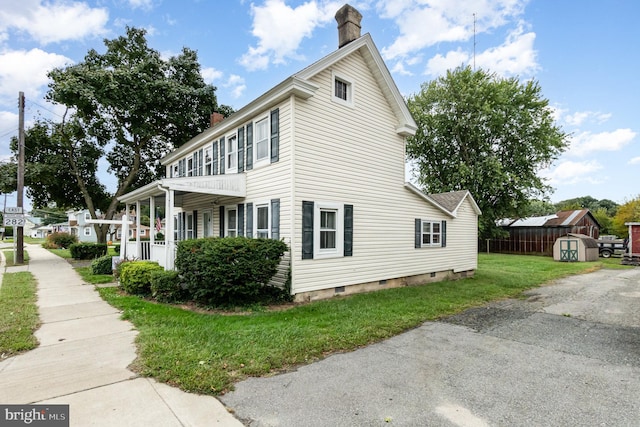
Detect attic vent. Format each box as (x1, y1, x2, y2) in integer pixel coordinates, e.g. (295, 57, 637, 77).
(335, 4, 362, 48)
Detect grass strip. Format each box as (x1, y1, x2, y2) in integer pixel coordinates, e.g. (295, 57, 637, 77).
(2, 250, 30, 266)
(98, 253, 613, 395)
(75, 266, 116, 285)
(0, 272, 39, 358)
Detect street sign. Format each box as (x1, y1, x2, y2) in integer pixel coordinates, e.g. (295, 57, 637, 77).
(3, 214, 25, 227)
(4, 207, 23, 214)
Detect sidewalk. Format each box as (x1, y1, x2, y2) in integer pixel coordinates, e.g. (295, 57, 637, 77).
(0, 244, 243, 426)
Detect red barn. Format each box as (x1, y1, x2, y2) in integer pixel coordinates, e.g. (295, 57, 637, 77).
(622, 222, 640, 265)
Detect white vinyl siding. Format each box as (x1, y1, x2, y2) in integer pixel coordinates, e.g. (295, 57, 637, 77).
(290, 50, 477, 294)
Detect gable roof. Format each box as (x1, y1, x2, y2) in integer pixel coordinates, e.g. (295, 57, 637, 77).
(505, 209, 600, 229)
(163, 33, 416, 165)
(404, 183, 481, 218)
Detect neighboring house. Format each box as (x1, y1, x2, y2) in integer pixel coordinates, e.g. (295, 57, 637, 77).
(115, 224, 151, 240)
(492, 209, 600, 256)
(118, 5, 481, 301)
(63, 209, 103, 243)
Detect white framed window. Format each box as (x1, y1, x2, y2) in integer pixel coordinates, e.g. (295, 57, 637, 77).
(187, 156, 194, 177)
(420, 220, 442, 247)
(314, 202, 344, 258)
(84, 212, 90, 221)
(186, 213, 194, 239)
(226, 134, 237, 173)
(172, 163, 179, 178)
(83, 226, 91, 236)
(204, 147, 213, 175)
(225, 206, 238, 237)
(331, 71, 354, 107)
(255, 116, 269, 165)
(255, 203, 270, 238)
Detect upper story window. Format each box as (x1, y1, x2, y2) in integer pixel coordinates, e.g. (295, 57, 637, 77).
(332, 71, 354, 107)
(204, 147, 212, 175)
(84, 212, 90, 221)
(255, 117, 269, 165)
(227, 134, 237, 173)
(187, 157, 194, 177)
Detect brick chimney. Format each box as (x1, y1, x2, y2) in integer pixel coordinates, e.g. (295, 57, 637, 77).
(210, 112, 224, 127)
(335, 4, 362, 48)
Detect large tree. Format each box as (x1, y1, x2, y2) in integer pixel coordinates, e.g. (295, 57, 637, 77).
(15, 27, 231, 242)
(407, 66, 569, 239)
(612, 196, 640, 238)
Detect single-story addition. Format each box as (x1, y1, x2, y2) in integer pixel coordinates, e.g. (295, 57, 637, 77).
(118, 4, 481, 301)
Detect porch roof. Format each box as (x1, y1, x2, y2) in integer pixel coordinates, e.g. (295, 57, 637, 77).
(117, 174, 246, 204)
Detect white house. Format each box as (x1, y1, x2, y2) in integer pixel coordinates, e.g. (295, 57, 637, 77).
(118, 4, 481, 301)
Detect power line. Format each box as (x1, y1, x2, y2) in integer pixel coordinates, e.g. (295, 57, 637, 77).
(25, 100, 65, 119)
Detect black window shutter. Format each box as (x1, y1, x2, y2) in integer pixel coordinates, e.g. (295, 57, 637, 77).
(270, 108, 279, 163)
(415, 219, 422, 248)
(193, 210, 198, 238)
(212, 141, 218, 175)
(344, 204, 353, 256)
(237, 127, 245, 173)
(219, 206, 225, 237)
(441, 220, 447, 247)
(302, 201, 314, 259)
(246, 123, 253, 170)
(246, 203, 253, 238)
(219, 136, 225, 175)
(238, 204, 245, 237)
(271, 199, 280, 240)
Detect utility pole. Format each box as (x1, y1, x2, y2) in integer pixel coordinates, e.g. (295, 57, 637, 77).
(16, 91, 25, 264)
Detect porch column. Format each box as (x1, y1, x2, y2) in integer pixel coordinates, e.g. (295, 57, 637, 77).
(135, 200, 141, 248)
(165, 189, 175, 270)
(149, 196, 155, 245)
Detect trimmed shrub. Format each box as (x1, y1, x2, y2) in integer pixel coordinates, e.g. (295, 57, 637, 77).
(113, 244, 121, 254)
(176, 236, 288, 306)
(91, 254, 114, 275)
(119, 261, 163, 296)
(150, 270, 183, 303)
(44, 232, 78, 249)
(69, 242, 108, 260)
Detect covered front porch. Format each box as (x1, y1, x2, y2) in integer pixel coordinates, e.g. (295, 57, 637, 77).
(118, 174, 246, 269)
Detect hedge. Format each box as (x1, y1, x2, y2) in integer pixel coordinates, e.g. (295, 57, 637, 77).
(91, 254, 114, 275)
(176, 237, 288, 305)
(69, 243, 108, 260)
(119, 261, 164, 295)
(150, 270, 184, 303)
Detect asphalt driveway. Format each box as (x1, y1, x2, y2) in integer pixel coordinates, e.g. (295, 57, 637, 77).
(220, 268, 640, 426)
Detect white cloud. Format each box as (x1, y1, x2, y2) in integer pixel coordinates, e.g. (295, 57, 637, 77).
(540, 160, 604, 186)
(380, 0, 527, 61)
(564, 111, 612, 127)
(567, 129, 636, 157)
(240, 0, 343, 71)
(0, 0, 109, 45)
(201, 67, 224, 84)
(473, 25, 538, 76)
(224, 74, 247, 99)
(629, 157, 640, 165)
(126, 0, 154, 11)
(0, 49, 72, 103)
(425, 49, 469, 76)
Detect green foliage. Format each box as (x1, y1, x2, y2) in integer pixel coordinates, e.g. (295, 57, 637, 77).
(113, 244, 121, 254)
(612, 196, 640, 237)
(555, 196, 619, 216)
(0, 162, 16, 194)
(407, 66, 569, 239)
(91, 254, 114, 275)
(150, 270, 184, 303)
(0, 272, 39, 356)
(44, 232, 78, 249)
(176, 237, 288, 306)
(522, 199, 556, 217)
(119, 261, 163, 295)
(69, 242, 108, 260)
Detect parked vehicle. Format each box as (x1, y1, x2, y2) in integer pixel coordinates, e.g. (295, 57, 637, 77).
(597, 236, 628, 258)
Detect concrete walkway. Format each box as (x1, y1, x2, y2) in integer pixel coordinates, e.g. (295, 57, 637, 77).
(0, 243, 242, 426)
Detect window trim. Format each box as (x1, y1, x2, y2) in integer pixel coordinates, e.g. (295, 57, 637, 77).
(225, 206, 238, 237)
(420, 220, 442, 248)
(254, 201, 271, 239)
(83, 226, 91, 236)
(204, 146, 213, 175)
(313, 202, 344, 259)
(253, 115, 270, 167)
(331, 71, 354, 107)
(226, 133, 238, 174)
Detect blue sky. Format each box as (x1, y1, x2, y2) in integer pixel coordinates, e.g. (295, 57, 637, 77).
(0, 0, 638, 210)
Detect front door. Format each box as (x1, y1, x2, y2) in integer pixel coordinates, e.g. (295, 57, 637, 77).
(203, 210, 213, 238)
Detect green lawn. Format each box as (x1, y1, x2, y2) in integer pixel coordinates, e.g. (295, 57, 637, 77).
(0, 272, 39, 357)
(2, 250, 29, 266)
(98, 253, 622, 395)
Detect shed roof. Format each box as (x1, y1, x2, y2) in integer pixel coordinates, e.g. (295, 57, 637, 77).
(563, 233, 599, 248)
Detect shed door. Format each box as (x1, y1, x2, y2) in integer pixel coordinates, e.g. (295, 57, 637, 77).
(560, 239, 578, 262)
